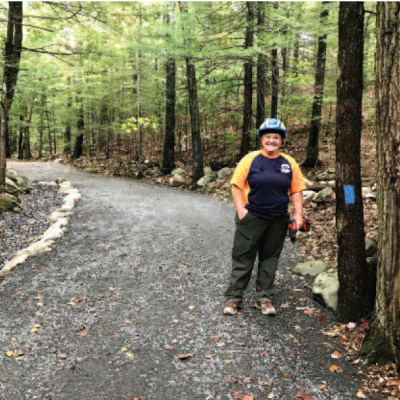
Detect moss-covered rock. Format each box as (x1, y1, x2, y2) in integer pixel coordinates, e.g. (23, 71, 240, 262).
(0, 193, 22, 213)
(293, 260, 328, 277)
(312, 271, 339, 310)
(197, 173, 217, 188)
(84, 167, 99, 174)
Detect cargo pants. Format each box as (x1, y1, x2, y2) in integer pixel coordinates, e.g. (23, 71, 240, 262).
(224, 211, 289, 305)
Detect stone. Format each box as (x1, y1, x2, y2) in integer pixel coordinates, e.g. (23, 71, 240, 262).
(0, 193, 22, 213)
(197, 173, 217, 188)
(217, 167, 234, 182)
(316, 171, 331, 181)
(303, 191, 317, 205)
(313, 271, 339, 310)
(222, 182, 231, 189)
(151, 167, 163, 178)
(84, 168, 98, 174)
(169, 175, 185, 187)
(365, 237, 378, 257)
(171, 167, 184, 176)
(313, 187, 335, 203)
(293, 260, 329, 277)
(15, 175, 31, 186)
(5, 178, 25, 196)
(203, 167, 214, 175)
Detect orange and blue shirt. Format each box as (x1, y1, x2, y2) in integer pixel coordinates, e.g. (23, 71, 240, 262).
(230, 151, 306, 220)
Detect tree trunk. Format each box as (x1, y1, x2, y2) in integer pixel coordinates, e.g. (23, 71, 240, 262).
(239, 2, 255, 159)
(270, 2, 279, 119)
(72, 97, 84, 160)
(64, 78, 71, 154)
(361, 2, 400, 365)
(23, 106, 31, 160)
(335, 2, 370, 322)
(256, 2, 266, 150)
(18, 114, 23, 160)
(0, 83, 6, 192)
(186, 58, 204, 183)
(302, 2, 329, 168)
(161, 57, 176, 174)
(0, 1, 23, 188)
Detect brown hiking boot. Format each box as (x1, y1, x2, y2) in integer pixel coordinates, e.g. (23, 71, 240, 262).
(223, 302, 238, 315)
(256, 301, 276, 315)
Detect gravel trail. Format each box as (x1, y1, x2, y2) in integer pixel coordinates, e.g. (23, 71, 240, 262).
(1, 161, 371, 400)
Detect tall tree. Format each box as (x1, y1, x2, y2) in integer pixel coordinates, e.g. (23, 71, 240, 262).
(270, 2, 279, 119)
(0, 1, 23, 190)
(161, 6, 176, 175)
(239, 2, 255, 158)
(302, 2, 329, 168)
(255, 2, 266, 149)
(361, 2, 400, 364)
(335, 2, 371, 322)
(179, 2, 204, 183)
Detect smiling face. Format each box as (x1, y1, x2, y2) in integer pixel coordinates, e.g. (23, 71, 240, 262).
(260, 133, 283, 155)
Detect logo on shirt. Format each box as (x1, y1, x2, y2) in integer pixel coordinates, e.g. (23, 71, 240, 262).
(280, 163, 291, 174)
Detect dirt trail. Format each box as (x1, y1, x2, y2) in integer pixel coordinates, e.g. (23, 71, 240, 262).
(0, 161, 370, 399)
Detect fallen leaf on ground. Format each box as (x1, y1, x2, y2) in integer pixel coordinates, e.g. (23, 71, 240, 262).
(30, 328, 38, 334)
(165, 345, 174, 350)
(6, 351, 13, 357)
(356, 389, 367, 398)
(268, 393, 275, 399)
(347, 322, 357, 330)
(58, 354, 67, 359)
(126, 352, 134, 358)
(216, 342, 225, 347)
(329, 365, 340, 373)
(228, 377, 238, 384)
(205, 354, 214, 359)
(318, 384, 329, 393)
(331, 350, 343, 359)
(304, 309, 314, 316)
(282, 372, 291, 378)
(258, 380, 269, 386)
(259, 351, 266, 356)
(231, 391, 253, 400)
(124, 319, 133, 325)
(296, 391, 314, 399)
(178, 353, 192, 360)
(387, 381, 399, 386)
(317, 316, 326, 323)
(250, 303, 257, 308)
(352, 359, 360, 365)
(76, 330, 87, 338)
(11, 337, 16, 343)
(210, 336, 219, 340)
(281, 303, 290, 308)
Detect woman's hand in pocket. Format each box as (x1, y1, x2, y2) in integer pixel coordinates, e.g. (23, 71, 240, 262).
(238, 208, 248, 221)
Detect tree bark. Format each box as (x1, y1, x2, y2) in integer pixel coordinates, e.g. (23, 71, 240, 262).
(186, 58, 204, 183)
(161, 7, 176, 175)
(361, 2, 400, 365)
(64, 78, 71, 154)
(161, 57, 176, 174)
(270, 2, 279, 119)
(302, 2, 329, 168)
(0, 83, 6, 192)
(256, 2, 266, 150)
(335, 2, 371, 322)
(18, 114, 23, 160)
(0, 1, 23, 189)
(23, 106, 31, 160)
(72, 96, 84, 160)
(239, 2, 255, 159)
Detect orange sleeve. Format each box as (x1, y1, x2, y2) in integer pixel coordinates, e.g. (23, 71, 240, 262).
(230, 151, 259, 198)
(282, 153, 307, 194)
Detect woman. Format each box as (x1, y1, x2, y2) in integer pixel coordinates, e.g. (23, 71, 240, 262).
(223, 118, 306, 315)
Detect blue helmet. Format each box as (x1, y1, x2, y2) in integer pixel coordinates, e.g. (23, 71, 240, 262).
(258, 118, 287, 138)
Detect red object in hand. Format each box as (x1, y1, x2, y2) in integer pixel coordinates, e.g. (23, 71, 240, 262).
(288, 218, 310, 243)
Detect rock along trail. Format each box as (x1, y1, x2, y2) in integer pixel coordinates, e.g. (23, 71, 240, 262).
(1, 161, 371, 400)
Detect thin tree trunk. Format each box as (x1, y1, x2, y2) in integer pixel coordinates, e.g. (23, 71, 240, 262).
(270, 2, 279, 119)
(239, 2, 255, 159)
(256, 2, 266, 150)
(161, 55, 176, 174)
(23, 105, 31, 160)
(0, 83, 6, 192)
(361, 2, 400, 365)
(18, 114, 23, 160)
(302, 2, 329, 168)
(186, 58, 204, 183)
(335, 2, 370, 322)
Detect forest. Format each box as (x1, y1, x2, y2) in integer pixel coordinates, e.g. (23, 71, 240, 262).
(1, 1, 400, 398)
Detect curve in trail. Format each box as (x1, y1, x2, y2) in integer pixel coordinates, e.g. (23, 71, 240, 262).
(0, 161, 370, 399)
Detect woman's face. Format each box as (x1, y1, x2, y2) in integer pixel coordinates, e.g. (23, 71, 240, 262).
(261, 133, 282, 153)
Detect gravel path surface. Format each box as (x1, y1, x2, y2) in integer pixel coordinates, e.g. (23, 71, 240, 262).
(0, 184, 64, 267)
(1, 161, 373, 400)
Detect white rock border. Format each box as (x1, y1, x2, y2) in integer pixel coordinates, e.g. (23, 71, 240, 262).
(0, 180, 81, 277)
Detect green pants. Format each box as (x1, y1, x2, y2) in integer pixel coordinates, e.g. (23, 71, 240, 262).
(224, 211, 289, 305)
